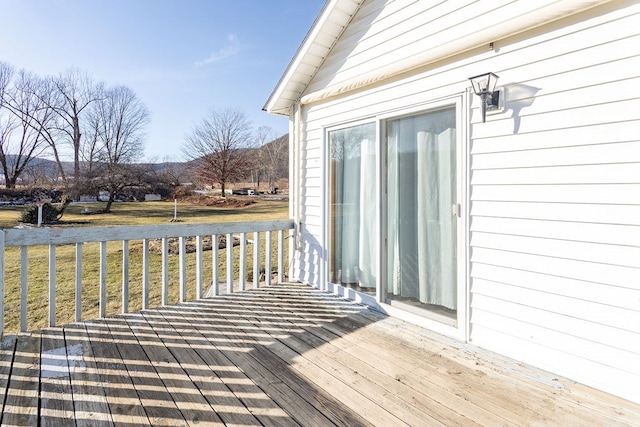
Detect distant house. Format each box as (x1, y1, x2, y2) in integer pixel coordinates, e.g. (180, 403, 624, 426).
(265, 0, 640, 404)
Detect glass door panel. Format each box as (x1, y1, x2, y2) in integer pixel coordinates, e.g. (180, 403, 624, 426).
(386, 107, 457, 321)
(329, 122, 377, 295)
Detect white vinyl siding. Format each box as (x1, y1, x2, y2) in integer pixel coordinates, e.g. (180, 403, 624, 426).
(288, 0, 640, 403)
(302, 0, 613, 103)
(466, 3, 640, 403)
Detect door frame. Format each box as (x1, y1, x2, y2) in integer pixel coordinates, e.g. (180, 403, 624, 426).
(322, 93, 470, 342)
(378, 94, 469, 341)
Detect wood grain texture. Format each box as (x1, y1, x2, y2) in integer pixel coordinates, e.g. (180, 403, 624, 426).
(0, 283, 637, 426)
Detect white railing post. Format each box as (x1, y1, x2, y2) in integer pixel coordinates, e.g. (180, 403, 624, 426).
(253, 231, 260, 289)
(20, 246, 27, 332)
(211, 234, 219, 296)
(75, 243, 83, 322)
(99, 241, 107, 318)
(239, 233, 246, 291)
(265, 231, 272, 286)
(49, 244, 56, 326)
(179, 236, 186, 303)
(162, 237, 169, 306)
(0, 231, 4, 337)
(142, 239, 149, 309)
(196, 235, 203, 299)
(122, 240, 129, 314)
(278, 229, 284, 284)
(226, 233, 233, 294)
(288, 227, 295, 283)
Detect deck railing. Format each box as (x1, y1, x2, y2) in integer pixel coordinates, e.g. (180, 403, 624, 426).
(0, 219, 295, 336)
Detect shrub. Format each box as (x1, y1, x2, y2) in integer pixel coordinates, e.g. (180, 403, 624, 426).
(19, 196, 72, 224)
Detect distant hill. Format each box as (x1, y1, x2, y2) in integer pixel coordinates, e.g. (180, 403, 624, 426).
(0, 134, 289, 187)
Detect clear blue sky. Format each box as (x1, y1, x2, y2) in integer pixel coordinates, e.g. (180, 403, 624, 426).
(0, 0, 325, 161)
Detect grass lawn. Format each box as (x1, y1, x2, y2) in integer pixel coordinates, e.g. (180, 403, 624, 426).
(0, 198, 289, 229)
(0, 197, 290, 333)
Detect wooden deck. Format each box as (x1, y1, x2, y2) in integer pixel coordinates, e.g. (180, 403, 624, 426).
(0, 283, 638, 426)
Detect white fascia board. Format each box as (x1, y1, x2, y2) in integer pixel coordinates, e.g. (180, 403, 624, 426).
(263, 0, 362, 116)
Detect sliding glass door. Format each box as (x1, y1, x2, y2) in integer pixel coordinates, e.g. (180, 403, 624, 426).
(385, 107, 458, 322)
(327, 104, 461, 327)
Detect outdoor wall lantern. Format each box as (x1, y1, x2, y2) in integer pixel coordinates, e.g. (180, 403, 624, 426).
(468, 72, 501, 122)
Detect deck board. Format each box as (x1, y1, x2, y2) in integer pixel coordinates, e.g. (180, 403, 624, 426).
(148, 311, 261, 426)
(241, 292, 481, 426)
(2, 332, 40, 426)
(64, 323, 113, 427)
(0, 335, 16, 420)
(0, 283, 639, 426)
(85, 319, 152, 426)
(39, 327, 75, 426)
(234, 294, 437, 426)
(125, 312, 226, 426)
(184, 302, 347, 426)
(102, 317, 188, 426)
(152, 306, 302, 427)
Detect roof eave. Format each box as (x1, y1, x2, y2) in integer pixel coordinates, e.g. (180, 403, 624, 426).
(263, 0, 362, 116)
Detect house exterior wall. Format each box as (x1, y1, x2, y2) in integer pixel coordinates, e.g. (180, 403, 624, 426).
(288, 0, 640, 404)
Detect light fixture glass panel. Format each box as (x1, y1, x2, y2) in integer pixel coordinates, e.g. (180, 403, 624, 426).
(468, 72, 499, 95)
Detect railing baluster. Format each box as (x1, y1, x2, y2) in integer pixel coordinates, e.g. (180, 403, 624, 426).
(196, 235, 203, 299)
(162, 237, 169, 306)
(226, 233, 233, 294)
(239, 232, 246, 291)
(253, 231, 260, 289)
(99, 241, 107, 318)
(49, 244, 56, 326)
(122, 240, 129, 314)
(142, 239, 149, 309)
(265, 231, 272, 286)
(75, 243, 83, 322)
(179, 236, 186, 303)
(20, 246, 27, 332)
(211, 234, 218, 296)
(278, 229, 284, 284)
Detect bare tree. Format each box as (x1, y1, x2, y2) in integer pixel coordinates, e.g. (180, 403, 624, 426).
(182, 107, 254, 196)
(251, 125, 275, 190)
(0, 112, 16, 187)
(3, 69, 99, 189)
(81, 101, 103, 174)
(15, 68, 102, 192)
(156, 156, 190, 188)
(21, 159, 58, 187)
(53, 69, 104, 192)
(0, 62, 16, 187)
(261, 133, 288, 193)
(0, 67, 50, 188)
(20, 75, 68, 184)
(86, 85, 149, 212)
(0, 62, 12, 107)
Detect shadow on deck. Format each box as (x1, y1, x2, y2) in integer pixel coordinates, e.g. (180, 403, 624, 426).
(0, 283, 638, 426)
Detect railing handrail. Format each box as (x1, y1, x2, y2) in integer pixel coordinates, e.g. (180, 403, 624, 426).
(2, 219, 295, 246)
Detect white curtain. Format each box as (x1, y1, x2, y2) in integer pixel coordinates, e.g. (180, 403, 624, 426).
(387, 112, 457, 309)
(358, 138, 376, 287)
(426, 128, 456, 308)
(387, 131, 401, 296)
(330, 125, 377, 290)
(340, 140, 360, 284)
